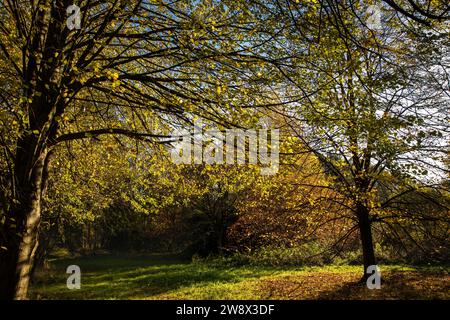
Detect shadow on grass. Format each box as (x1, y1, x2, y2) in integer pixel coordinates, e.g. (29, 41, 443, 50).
(315, 271, 450, 300)
(31, 256, 450, 300)
(257, 268, 450, 300)
(31, 254, 257, 299)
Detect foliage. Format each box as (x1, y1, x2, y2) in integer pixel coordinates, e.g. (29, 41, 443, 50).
(0, 0, 449, 299)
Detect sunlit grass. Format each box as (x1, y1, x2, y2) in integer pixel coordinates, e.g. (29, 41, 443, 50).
(29, 255, 450, 300)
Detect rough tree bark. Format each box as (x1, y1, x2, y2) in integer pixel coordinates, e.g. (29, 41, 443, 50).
(0, 134, 49, 299)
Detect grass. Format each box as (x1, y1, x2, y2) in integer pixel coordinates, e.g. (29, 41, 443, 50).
(29, 254, 450, 300)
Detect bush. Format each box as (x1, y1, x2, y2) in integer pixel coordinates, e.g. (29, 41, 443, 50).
(193, 241, 426, 268)
(194, 243, 330, 267)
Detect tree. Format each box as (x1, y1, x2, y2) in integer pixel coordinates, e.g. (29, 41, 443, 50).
(0, 0, 263, 299)
(0, 0, 448, 299)
(257, 0, 449, 278)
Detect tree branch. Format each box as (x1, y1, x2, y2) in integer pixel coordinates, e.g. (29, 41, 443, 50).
(53, 128, 177, 145)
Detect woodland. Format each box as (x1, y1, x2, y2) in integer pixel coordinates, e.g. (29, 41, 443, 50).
(0, 0, 449, 300)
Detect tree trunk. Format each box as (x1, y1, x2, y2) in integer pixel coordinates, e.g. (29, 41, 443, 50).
(0, 190, 42, 300)
(0, 136, 47, 300)
(13, 201, 41, 299)
(356, 202, 376, 281)
(0, 241, 20, 300)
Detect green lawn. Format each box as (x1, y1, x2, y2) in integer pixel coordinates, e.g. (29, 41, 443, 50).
(30, 255, 450, 300)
